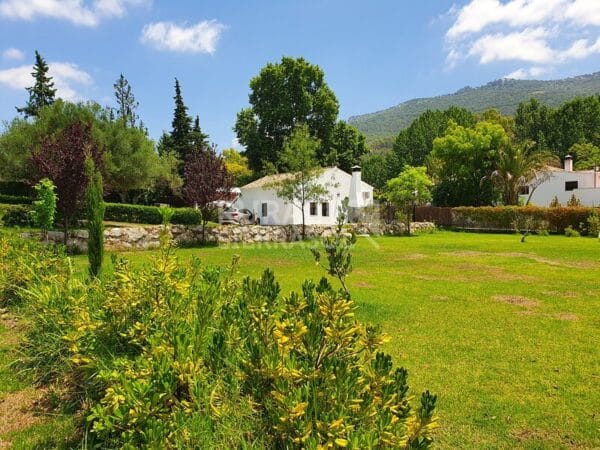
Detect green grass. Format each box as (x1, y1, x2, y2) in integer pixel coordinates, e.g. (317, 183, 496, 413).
(4, 231, 600, 448)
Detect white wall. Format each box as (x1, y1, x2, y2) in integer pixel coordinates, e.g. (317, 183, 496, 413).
(237, 167, 374, 226)
(522, 169, 600, 206)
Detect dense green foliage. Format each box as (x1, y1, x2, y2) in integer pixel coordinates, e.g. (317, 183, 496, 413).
(2, 226, 437, 448)
(429, 121, 507, 206)
(452, 206, 597, 234)
(84, 159, 105, 277)
(349, 73, 600, 143)
(104, 203, 202, 225)
(393, 107, 476, 167)
(16, 51, 56, 118)
(31, 178, 57, 238)
(0, 203, 32, 226)
(514, 96, 600, 158)
(235, 57, 366, 173)
(113, 74, 139, 128)
(384, 166, 433, 234)
(0, 194, 33, 205)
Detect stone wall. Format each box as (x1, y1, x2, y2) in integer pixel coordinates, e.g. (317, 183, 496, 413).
(25, 222, 435, 251)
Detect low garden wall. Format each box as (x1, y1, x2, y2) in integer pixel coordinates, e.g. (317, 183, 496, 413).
(24, 222, 435, 251)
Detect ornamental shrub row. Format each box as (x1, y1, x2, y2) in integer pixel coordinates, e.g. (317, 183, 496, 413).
(0, 202, 203, 227)
(104, 203, 202, 225)
(452, 206, 595, 234)
(0, 194, 33, 205)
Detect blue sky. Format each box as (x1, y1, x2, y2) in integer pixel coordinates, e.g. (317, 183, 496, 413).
(1, 0, 599, 150)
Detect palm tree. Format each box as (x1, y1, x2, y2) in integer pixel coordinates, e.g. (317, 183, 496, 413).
(482, 143, 558, 205)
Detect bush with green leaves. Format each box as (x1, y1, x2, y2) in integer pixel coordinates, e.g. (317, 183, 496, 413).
(586, 208, 600, 237)
(15, 223, 437, 448)
(0, 203, 33, 227)
(564, 225, 581, 237)
(104, 202, 202, 225)
(31, 178, 57, 239)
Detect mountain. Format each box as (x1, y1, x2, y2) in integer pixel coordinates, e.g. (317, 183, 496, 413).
(348, 73, 600, 145)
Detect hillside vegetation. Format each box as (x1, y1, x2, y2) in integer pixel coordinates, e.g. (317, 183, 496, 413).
(349, 73, 600, 143)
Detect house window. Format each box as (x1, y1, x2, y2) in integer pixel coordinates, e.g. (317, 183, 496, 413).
(310, 202, 317, 216)
(261, 202, 268, 217)
(321, 202, 330, 217)
(363, 191, 370, 200)
(565, 181, 578, 191)
(519, 186, 530, 195)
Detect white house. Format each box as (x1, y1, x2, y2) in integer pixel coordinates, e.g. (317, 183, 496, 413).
(235, 166, 374, 225)
(520, 155, 600, 206)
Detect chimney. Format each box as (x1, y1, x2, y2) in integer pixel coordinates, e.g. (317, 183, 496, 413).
(348, 165, 362, 208)
(564, 155, 573, 172)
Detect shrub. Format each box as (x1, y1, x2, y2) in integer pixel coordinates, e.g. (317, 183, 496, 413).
(104, 203, 202, 225)
(452, 206, 591, 234)
(0, 181, 33, 197)
(564, 226, 581, 237)
(566, 194, 582, 207)
(0, 234, 68, 307)
(549, 196, 561, 207)
(17, 226, 437, 448)
(32, 178, 57, 239)
(0, 203, 33, 227)
(587, 209, 600, 237)
(0, 194, 33, 205)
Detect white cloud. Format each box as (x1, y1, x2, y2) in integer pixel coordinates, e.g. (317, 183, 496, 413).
(2, 47, 24, 60)
(0, 0, 149, 27)
(0, 61, 92, 101)
(445, 0, 600, 75)
(504, 66, 548, 79)
(140, 20, 226, 54)
(467, 28, 555, 64)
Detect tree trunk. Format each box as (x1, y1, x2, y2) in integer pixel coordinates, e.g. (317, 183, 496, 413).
(63, 217, 69, 246)
(301, 207, 306, 240)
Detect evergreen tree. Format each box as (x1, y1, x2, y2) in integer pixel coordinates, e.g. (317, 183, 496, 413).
(84, 157, 105, 278)
(17, 51, 57, 118)
(190, 115, 209, 150)
(170, 78, 193, 169)
(113, 74, 139, 127)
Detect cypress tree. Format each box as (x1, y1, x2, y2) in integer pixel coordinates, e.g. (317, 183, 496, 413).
(17, 50, 57, 118)
(170, 78, 193, 171)
(84, 157, 105, 278)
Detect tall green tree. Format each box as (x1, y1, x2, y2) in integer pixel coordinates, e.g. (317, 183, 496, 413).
(429, 121, 507, 206)
(84, 157, 105, 277)
(384, 166, 433, 235)
(222, 148, 253, 185)
(267, 125, 330, 239)
(571, 142, 600, 170)
(31, 178, 57, 241)
(170, 78, 193, 169)
(234, 57, 340, 172)
(393, 106, 476, 167)
(190, 115, 209, 150)
(16, 51, 56, 118)
(113, 74, 139, 127)
(327, 121, 368, 172)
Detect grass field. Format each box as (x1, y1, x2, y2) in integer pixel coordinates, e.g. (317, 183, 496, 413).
(2, 231, 599, 448)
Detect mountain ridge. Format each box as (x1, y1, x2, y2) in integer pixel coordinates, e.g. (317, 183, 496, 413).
(348, 72, 600, 142)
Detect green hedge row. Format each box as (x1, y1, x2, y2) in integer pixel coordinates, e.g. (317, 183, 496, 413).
(0, 202, 203, 228)
(104, 203, 202, 225)
(0, 194, 33, 205)
(452, 206, 595, 233)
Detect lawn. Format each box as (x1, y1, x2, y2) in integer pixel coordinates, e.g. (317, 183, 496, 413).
(2, 231, 599, 448)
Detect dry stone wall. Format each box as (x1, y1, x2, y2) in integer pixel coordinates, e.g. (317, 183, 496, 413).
(26, 222, 435, 251)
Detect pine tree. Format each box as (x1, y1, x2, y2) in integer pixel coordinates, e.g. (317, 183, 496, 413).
(190, 115, 209, 150)
(17, 50, 57, 118)
(84, 157, 105, 278)
(170, 78, 193, 169)
(113, 74, 139, 127)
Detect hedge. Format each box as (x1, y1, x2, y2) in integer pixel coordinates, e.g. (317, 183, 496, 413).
(104, 203, 202, 225)
(0, 194, 33, 205)
(0, 204, 33, 227)
(0, 181, 33, 197)
(452, 206, 595, 234)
